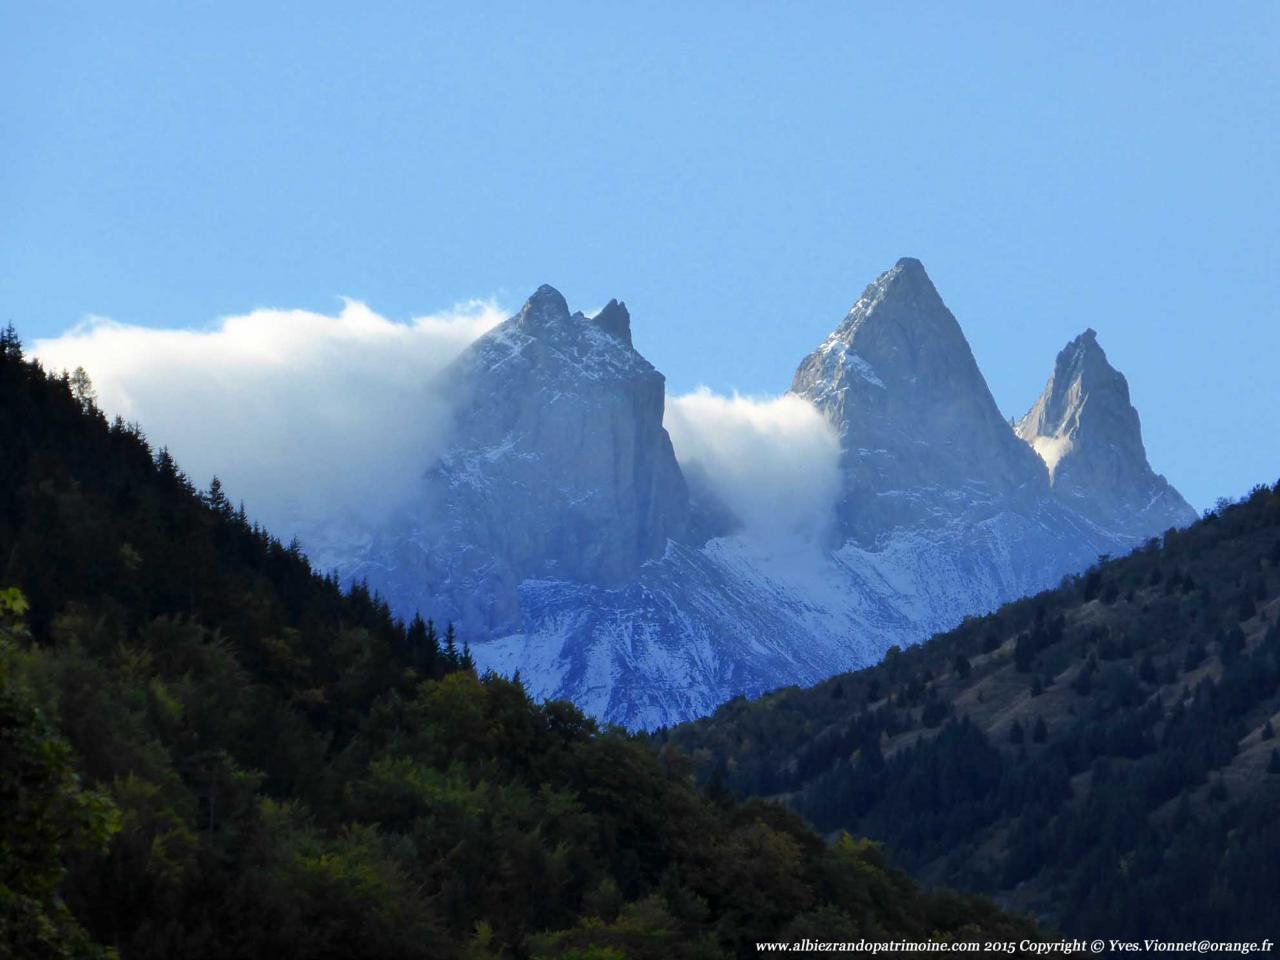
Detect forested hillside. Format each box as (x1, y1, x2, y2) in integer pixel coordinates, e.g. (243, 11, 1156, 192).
(665, 480, 1280, 939)
(0, 325, 1035, 959)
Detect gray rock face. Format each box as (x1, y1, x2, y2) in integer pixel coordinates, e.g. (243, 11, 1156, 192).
(323, 261, 1197, 729)
(355, 285, 688, 637)
(790, 258, 1048, 543)
(1016, 329, 1197, 536)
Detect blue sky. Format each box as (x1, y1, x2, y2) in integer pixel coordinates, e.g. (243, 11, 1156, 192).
(3, 2, 1277, 509)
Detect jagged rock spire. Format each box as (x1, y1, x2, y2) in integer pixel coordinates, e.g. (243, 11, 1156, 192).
(514, 284, 572, 332)
(375, 284, 688, 637)
(1016, 330, 1196, 534)
(791, 257, 1047, 542)
(592, 299, 632, 347)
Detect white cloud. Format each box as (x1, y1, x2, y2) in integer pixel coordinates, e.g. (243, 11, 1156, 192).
(664, 388, 841, 550)
(34, 306, 844, 565)
(33, 299, 505, 549)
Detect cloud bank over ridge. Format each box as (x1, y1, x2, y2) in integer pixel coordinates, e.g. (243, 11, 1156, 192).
(664, 388, 841, 550)
(35, 298, 842, 559)
(35, 299, 505, 545)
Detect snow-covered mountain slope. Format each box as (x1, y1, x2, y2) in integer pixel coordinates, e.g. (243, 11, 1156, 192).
(328, 262, 1196, 729)
(469, 502, 1122, 728)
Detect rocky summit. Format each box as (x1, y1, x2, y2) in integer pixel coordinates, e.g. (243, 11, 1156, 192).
(791, 257, 1049, 542)
(1016, 328, 1197, 536)
(341, 284, 688, 638)
(330, 262, 1197, 728)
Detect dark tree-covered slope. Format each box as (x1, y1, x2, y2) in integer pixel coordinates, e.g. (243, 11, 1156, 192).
(0, 326, 1035, 959)
(664, 481, 1280, 939)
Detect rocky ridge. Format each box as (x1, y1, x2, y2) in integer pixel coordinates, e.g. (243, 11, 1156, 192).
(331, 262, 1197, 727)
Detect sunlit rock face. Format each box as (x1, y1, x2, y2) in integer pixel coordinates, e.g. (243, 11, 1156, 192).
(1016, 328, 1197, 538)
(791, 257, 1049, 543)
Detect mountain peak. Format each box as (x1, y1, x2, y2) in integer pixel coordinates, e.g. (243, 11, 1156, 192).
(797, 257, 988, 400)
(592, 299, 632, 347)
(891, 255, 928, 276)
(1016, 330, 1196, 531)
(516, 284, 571, 330)
(1016, 329, 1134, 476)
(822, 257, 953, 351)
(1060, 327, 1107, 367)
(1040, 329, 1126, 425)
(791, 258, 1047, 541)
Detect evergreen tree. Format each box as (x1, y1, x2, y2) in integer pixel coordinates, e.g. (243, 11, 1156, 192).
(921, 694, 948, 728)
(406, 613, 441, 677)
(1220, 625, 1246, 662)
(443, 622, 459, 669)
(1032, 716, 1048, 744)
(1239, 593, 1257, 620)
(205, 476, 232, 516)
(1014, 634, 1035, 673)
(0, 322, 21, 360)
(1009, 719, 1025, 746)
(1073, 657, 1096, 696)
(1083, 570, 1103, 601)
(1207, 777, 1228, 803)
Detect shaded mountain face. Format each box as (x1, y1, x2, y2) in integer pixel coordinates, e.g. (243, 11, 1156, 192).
(791, 258, 1048, 543)
(332, 262, 1197, 728)
(1016, 329, 1197, 536)
(354, 285, 689, 636)
(444, 285, 689, 584)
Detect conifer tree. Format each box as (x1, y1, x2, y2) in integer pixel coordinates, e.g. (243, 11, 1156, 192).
(205, 476, 232, 516)
(0, 322, 21, 360)
(444, 623, 459, 669)
(407, 613, 442, 677)
(1032, 716, 1048, 744)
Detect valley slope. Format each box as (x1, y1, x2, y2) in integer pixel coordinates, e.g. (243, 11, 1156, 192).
(664, 483, 1280, 938)
(0, 327, 1038, 959)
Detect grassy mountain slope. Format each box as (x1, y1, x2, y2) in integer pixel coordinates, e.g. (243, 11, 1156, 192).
(0, 327, 1035, 959)
(664, 481, 1280, 939)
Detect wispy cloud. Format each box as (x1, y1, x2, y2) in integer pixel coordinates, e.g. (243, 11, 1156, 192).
(36, 302, 844, 562)
(34, 299, 506, 545)
(664, 387, 840, 550)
